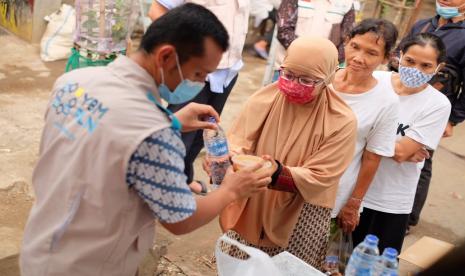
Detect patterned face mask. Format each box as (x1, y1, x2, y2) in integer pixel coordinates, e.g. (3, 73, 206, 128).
(278, 76, 316, 104)
(398, 56, 439, 88)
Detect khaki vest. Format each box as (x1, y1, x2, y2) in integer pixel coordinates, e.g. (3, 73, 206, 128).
(188, 0, 250, 69)
(275, 0, 353, 68)
(20, 56, 172, 276)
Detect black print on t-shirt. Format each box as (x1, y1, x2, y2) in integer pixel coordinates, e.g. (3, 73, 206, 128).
(397, 123, 410, 136)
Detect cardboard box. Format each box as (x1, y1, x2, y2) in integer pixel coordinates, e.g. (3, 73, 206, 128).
(399, 236, 454, 271)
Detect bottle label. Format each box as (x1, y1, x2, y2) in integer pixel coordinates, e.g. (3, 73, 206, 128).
(207, 140, 229, 156)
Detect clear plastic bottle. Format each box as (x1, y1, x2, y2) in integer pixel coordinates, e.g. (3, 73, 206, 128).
(345, 234, 380, 276)
(373, 247, 399, 276)
(203, 117, 231, 190)
(324, 255, 340, 275)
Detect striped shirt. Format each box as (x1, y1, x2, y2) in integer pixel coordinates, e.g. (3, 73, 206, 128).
(126, 127, 196, 223)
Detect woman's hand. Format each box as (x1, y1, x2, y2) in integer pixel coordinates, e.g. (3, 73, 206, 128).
(221, 163, 272, 200)
(261, 154, 279, 174)
(337, 198, 361, 233)
(407, 147, 430, 163)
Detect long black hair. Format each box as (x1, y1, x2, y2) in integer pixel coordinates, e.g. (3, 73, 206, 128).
(399, 32, 447, 64)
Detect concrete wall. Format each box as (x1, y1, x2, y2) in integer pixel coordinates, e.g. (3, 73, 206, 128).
(31, 0, 61, 43)
(0, 0, 63, 42)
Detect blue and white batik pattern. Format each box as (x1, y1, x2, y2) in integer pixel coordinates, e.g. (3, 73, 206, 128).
(126, 127, 196, 223)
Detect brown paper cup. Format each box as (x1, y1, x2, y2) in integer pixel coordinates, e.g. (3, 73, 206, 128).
(231, 154, 272, 172)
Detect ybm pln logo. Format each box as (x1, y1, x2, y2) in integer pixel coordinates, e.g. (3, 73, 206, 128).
(51, 83, 109, 140)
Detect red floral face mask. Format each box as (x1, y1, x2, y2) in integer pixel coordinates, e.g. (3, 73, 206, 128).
(278, 76, 316, 104)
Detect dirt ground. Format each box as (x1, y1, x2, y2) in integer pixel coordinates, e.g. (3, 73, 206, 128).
(1, 4, 465, 274)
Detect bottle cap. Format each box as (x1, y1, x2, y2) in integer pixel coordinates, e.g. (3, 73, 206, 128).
(365, 234, 379, 245)
(383, 247, 398, 259)
(207, 116, 217, 124)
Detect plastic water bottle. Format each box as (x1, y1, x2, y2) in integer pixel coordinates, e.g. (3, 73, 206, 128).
(373, 247, 399, 276)
(345, 234, 380, 276)
(324, 255, 340, 275)
(203, 117, 231, 190)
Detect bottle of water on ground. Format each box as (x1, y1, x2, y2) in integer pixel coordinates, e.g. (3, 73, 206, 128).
(203, 117, 231, 190)
(373, 247, 399, 276)
(345, 234, 380, 276)
(324, 255, 340, 275)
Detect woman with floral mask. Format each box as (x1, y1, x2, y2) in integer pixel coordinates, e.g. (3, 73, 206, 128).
(218, 36, 357, 270)
(353, 33, 451, 253)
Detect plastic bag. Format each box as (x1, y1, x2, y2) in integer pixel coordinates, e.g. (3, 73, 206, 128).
(215, 234, 282, 276)
(272, 251, 326, 276)
(325, 221, 354, 273)
(40, 4, 76, 62)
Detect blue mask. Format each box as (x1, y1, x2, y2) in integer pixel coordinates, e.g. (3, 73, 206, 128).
(436, 1, 464, 19)
(158, 53, 205, 104)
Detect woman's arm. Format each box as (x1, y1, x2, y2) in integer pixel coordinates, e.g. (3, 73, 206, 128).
(392, 136, 425, 163)
(338, 150, 381, 233)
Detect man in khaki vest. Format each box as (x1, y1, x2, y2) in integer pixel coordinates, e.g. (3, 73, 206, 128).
(20, 4, 272, 276)
(149, 0, 250, 194)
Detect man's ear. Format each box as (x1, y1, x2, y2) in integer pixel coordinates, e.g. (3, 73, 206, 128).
(154, 45, 177, 70)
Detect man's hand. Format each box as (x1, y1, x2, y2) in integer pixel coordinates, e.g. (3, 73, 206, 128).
(442, 122, 454, 138)
(407, 147, 430, 162)
(174, 103, 220, 132)
(337, 198, 361, 233)
(220, 162, 272, 201)
(160, 161, 271, 235)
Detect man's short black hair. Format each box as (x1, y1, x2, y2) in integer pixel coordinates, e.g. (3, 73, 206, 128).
(347, 19, 399, 58)
(140, 3, 229, 64)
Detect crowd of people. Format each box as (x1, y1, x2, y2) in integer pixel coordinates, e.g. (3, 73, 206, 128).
(18, 0, 464, 275)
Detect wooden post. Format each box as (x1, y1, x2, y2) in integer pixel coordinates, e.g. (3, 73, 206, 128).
(405, 0, 423, 36)
(372, 0, 382, 18)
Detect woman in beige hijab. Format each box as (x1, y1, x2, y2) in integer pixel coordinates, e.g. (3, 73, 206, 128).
(219, 36, 357, 269)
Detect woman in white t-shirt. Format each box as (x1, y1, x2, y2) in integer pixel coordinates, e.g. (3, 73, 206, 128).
(331, 19, 400, 234)
(353, 33, 451, 253)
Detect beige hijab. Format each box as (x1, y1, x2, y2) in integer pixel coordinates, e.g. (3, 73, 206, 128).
(220, 36, 357, 248)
